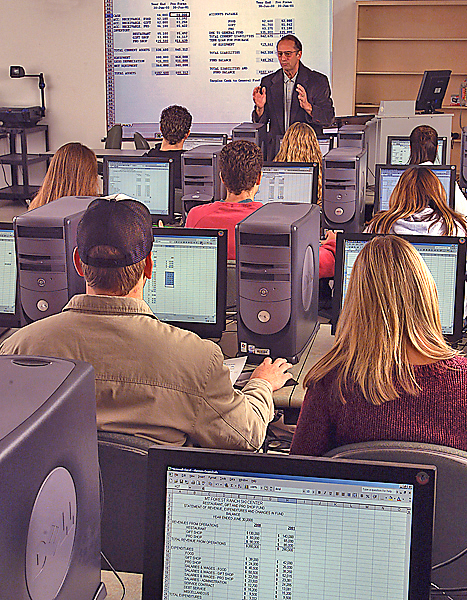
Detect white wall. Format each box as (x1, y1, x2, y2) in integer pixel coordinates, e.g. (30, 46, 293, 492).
(0, 0, 356, 151)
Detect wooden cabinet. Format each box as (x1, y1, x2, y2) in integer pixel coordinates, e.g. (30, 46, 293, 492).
(355, 1, 467, 167)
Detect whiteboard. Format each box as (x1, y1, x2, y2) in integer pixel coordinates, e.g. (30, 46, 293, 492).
(104, 0, 332, 137)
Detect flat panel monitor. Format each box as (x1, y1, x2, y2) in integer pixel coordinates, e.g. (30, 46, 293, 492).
(142, 446, 435, 600)
(103, 156, 174, 223)
(0, 223, 20, 329)
(275, 135, 333, 157)
(142, 227, 227, 338)
(386, 136, 448, 166)
(182, 133, 228, 151)
(332, 233, 466, 342)
(416, 70, 451, 114)
(255, 162, 319, 204)
(374, 164, 456, 212)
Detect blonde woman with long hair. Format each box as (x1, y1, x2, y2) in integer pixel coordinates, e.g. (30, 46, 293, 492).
(274, 122, 323, 204)
(366, 165, 467, 236)
(28, 142, 100, 211)
(290, 235, 467, 456)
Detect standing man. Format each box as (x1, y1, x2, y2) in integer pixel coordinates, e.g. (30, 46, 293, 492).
(252, 35, 334, 160)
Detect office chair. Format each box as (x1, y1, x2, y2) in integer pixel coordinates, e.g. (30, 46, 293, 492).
(325, 441, 467, 594)
(134, 131, 150, 150)
(104, 124, 123, 149)
(97, 430, 154, 573)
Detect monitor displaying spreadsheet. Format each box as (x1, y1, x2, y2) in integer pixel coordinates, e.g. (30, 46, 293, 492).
(332, 233, 466, 341)
(374, 164, 456, 212)
(103, 156, 174, 222)
(255, 162, 318, 204)
(0, 225, 19, 328)
(142, 227, 227, 338)
(142, 447, 436, 600)
(386, 136, 447, 166)
(182, 132, 228, 151)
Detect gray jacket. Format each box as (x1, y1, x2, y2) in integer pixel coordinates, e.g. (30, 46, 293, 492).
(0, 294, 274, 450)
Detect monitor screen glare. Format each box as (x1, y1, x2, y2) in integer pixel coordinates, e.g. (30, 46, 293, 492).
(340, 237, 460, 336)
(378, 166, 453, 212)
(142, 229, 226, 336)
(0, 228, 16, 316)
(388, 137, 446, 166)
(106, 159, 171, 215)
(255, 163, 317, 204)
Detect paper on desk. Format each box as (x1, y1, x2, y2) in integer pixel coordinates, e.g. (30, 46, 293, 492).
(224, 356, 248, 385)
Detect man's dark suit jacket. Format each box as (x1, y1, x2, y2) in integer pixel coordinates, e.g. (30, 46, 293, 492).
(252, 62, 335, 160)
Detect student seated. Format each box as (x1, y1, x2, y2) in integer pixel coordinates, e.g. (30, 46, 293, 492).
(409, 124, 467, 216)
(28, 142, 100, 211)
(144, 104, 192, 189)
(290, 235, 467, 456)
(274, 122, 323, 204)
(0, 198, 292, 450)
(185, 140, 264, 260)
(366, 165, 467, 236)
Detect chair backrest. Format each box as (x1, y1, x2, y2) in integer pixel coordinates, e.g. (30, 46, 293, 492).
(104, 124, 123, 149)
(134, 131, 150, 150)
(98, 430, 154, 573)
(325, 441, 467, 591)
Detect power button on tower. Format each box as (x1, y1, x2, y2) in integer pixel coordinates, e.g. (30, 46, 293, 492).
(37, 300, 49, 312)
(257, 310, 271, 323)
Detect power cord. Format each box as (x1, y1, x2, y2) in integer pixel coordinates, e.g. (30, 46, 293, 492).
(101, 551, 126, 600)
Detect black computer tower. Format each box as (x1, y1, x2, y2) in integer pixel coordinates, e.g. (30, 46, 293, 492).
(236, 203, 320, 364)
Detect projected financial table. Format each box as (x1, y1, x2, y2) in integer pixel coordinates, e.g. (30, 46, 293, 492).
(163, 469, 413, 600)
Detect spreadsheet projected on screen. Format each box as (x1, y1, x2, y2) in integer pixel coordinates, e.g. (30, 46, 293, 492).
(142, 447, 435, 600)
(332, 233, 465, 342)
(255, 163, 318, 204)
(142, 228, 227, 338)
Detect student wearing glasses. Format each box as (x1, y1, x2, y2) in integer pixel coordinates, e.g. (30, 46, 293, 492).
(252, 34, 335, 160)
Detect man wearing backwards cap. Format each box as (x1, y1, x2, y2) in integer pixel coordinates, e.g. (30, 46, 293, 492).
(0, 198, 291, 450)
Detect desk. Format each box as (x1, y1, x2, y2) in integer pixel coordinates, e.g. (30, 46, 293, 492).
(40, 148, 148, 159)
(102, 571, 142, 600)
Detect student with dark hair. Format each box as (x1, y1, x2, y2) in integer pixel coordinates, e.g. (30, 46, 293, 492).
(144, 105, 192, 188)
(1, 197, 292, 450)
(185, 140, 264, 259)
(290, 235, 467, 456)
(408, 124, 467, 216)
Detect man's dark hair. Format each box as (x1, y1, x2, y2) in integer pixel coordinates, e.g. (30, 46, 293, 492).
(277, 35, 302, 53)
(160, 105, 192, 145)
(219, 140, 263, 196)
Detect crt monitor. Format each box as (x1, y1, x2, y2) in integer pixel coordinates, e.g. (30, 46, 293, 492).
(142, 446, 435, 600)
(415, 70, 451, 114)
(254, 162, 319, 204)
(374, 164, 456, 212)
(103, 156, 174, 223)
(386, 136, 448, 166)
(142, 227, 227, 339)
(182, 132, 228, 151)
(332, 233, 466, 342)
(0, 222, 20, 329)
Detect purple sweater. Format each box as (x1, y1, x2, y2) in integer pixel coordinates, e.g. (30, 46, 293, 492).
(290, 356, 467, 456)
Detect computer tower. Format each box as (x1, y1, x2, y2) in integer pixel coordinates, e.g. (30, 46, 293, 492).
(15, 196, 97, 325)
(236, 203, 320, 364)
(231, 122, 268, 157)
(0, 355, 105, 600)
(337, 124, 366, 150)
(322, 147, 367, 233)
(181, 145, 226, 200)
(460, 127, 467, 188)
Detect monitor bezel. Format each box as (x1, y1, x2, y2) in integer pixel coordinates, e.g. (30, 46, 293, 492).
(332, 232, 466, 342)
(0, 222, 20, 329)
(386, 135, 448, 166)
(415, 70, 452, 114)
(142, 446, 435, 600)
(374, 164, 456, 213)
(155, 132, 228, 148)
(258, 161, 319, 204)
(102, 155, 175, 224)
(145, 226, 227, 339)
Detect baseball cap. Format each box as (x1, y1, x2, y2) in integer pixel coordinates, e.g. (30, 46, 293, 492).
(76, 197, 153, 267)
